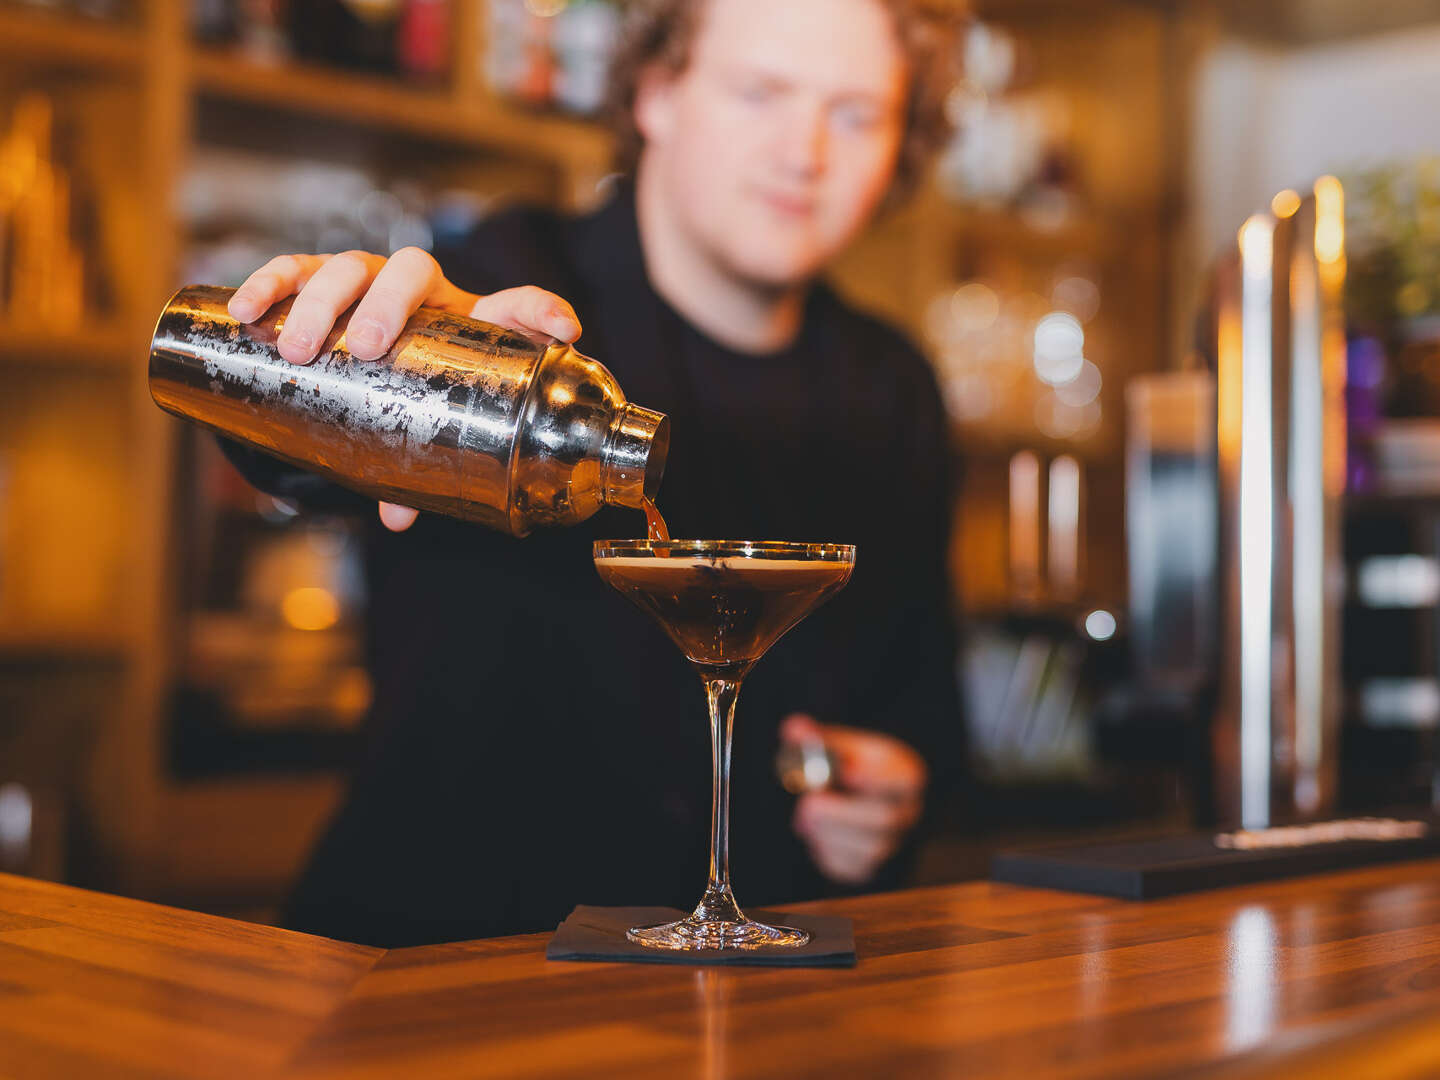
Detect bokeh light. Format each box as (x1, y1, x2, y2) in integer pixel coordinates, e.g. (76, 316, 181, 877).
(1084, 609, 1117, 642)
(1051, 275, 1101, 323)
(282, 587, 341, 632)
(945, 372, 996, 421)
(1033, 312, 1086, 385)
(1270, 189, 1301, 219)
(1055, 360, 1102, 406)
(952, 282, 1001, 333)
(1035, 394, 1102, 439)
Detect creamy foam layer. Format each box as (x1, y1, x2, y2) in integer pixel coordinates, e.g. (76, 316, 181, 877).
(594, 556, 850, 573)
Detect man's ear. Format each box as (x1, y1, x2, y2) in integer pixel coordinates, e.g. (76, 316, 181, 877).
(633, 62, 680, 145)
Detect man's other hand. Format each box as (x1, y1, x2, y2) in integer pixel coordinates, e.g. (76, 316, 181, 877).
(782, 713, 927, 886)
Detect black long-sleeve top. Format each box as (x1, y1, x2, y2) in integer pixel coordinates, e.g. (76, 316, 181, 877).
(225, 186, 962, 946)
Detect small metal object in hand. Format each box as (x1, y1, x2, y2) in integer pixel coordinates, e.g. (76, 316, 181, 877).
(775, 736, 837, 794)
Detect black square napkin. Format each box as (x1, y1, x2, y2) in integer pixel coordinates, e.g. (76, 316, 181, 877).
(545, 905, 857, 967)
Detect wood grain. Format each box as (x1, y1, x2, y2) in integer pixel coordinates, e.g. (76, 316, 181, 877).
(0, 874, 379, 1080)
(6, 862, 1440, 1079)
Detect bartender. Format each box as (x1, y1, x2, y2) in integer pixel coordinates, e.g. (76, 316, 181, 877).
(223, 0, 963, 946)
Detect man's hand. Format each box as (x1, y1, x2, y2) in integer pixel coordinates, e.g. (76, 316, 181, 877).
(782, 714, 927, 886)
(227, 247, 584, 533)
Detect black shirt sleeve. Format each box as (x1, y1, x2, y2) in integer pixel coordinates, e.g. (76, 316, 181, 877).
(216, 438, 373, 514)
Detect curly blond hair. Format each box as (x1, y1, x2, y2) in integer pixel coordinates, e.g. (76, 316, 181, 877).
(605, 0, 964, 200)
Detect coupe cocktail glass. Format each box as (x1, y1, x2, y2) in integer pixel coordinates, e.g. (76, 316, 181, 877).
(594, 539, 856, 950)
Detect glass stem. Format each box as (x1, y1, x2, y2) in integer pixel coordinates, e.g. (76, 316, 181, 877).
(694, 673, 745, 925)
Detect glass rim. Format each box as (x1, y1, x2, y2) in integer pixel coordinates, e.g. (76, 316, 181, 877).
(593, 539, 856, 561)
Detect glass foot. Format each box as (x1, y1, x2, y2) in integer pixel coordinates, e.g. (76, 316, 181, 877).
(626, 916, 810, 950)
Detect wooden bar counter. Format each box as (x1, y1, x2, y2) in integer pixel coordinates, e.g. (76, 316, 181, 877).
(3, 861, 1440, 1078)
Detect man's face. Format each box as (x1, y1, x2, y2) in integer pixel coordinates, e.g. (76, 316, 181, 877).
(636, 0, 908, 289)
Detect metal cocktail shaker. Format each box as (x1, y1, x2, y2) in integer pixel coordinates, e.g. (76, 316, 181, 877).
(149, 285, 669, 536)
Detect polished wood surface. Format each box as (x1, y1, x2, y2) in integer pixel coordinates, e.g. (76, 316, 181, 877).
(5, 861, 1440, 1079)
(0, 872, 379, 1079)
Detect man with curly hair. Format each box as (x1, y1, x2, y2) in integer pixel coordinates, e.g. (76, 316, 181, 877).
(226, 0, 965, 946)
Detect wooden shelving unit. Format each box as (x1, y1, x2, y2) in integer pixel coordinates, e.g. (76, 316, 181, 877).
(0, 0, 614, 910)
(0, 4, 143, 72)
(191, 46, 613, 174)
(0, 626, 131, 662)
(0, 324, 137, 371)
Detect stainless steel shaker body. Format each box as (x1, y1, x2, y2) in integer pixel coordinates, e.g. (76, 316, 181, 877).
(149, 285, 669, 536)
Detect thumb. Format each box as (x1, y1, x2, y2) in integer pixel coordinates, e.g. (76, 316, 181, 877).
(780, 713, 823, 745)
(469, 286, 582, 343)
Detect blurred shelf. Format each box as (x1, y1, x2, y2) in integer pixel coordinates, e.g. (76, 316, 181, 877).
(0, 627, 130, 667)
(949, 427, 1122, 463)
(0, 323, 137, 373)
(1347, 489, 1440, 512)
(0, 5, 142, 74)
(951, 205, 1121, 259)
(190, 47, 615, 173)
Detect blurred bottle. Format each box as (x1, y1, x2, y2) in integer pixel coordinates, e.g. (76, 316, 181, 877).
(192, 0, 236, 43)
(398, 0, 449, 83)
(0, 93, 92, 326)
(484, 0, 618, 114)
(246, 0, 290, 61)
(551, 0, 619, 114)
(289, 0, 403, 74)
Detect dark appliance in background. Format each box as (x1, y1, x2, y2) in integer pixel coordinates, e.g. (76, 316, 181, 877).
(1337, 315, 1440, 809)
(956, 449, 1163, 845)
(166, 428, 368, 779)
(1110, 370, 1218, 817)
(1341, 495, 1440, 810)
(964, 451, 1121, 785)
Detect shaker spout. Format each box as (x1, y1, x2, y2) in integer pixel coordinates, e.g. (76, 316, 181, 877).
(602, 404, 670, 510)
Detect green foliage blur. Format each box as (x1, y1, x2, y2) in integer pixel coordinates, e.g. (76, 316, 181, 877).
(1345, 157, 1440, 332)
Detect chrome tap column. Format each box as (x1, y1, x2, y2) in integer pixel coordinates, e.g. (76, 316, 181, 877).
(149, 285, 669, 537)
(1212, 181, 1347, 828)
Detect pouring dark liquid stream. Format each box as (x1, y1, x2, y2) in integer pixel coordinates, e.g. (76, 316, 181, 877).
(641, 496, 671, 543)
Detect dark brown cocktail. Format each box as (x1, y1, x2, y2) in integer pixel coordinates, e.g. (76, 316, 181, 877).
(594, 554, 852, 674)
(594, 539, 856, 950)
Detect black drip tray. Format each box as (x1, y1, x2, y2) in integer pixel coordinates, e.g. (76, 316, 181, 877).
(991, 818, 1440, 899)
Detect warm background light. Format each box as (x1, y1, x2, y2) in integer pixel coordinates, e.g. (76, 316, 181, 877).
(281, 587, 341, 632)
(1270, 189, 1301, 219)
(1314, 175, 1345, 266)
